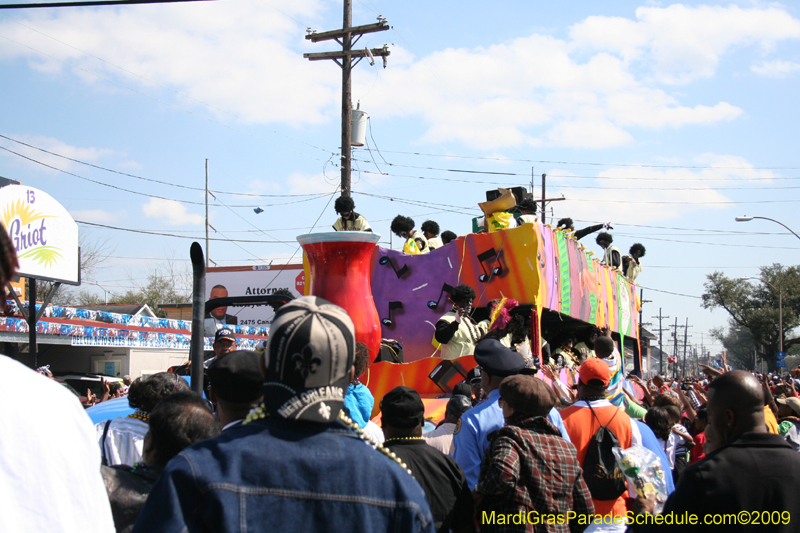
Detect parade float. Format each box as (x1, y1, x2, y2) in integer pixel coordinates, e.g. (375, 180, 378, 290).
(295, 220, 641, 417)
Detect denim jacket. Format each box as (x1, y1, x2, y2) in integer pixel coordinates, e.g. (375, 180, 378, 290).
(132, 417, 434, 533)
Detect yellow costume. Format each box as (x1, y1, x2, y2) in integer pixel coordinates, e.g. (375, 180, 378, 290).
(553, 346, 578, 368)
(625, 260, 642, 282)
(402, 231, 429, 255)
(436, 311, 488, 360)
(426, 236, 443, 250)
(486, 212, 516, 233)
(573, 341, 595, 361)
(333, 214, 371, 232)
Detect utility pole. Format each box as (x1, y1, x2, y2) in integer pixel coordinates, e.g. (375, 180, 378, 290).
(652, 308, 670, 375)
(540, 173, 547, 225)
(638, 289, 652, 375)
(205, 159, 209, 268)
(682, 318, 693, 378)
(304, 4, 390, 197)
(672, 318, 679, 379)
(530, 167, 534, 206)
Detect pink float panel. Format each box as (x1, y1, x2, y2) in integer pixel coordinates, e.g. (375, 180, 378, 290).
(298, 232, 382, 360)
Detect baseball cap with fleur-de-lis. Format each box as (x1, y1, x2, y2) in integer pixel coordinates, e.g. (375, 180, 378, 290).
(262, 296, 355, 424)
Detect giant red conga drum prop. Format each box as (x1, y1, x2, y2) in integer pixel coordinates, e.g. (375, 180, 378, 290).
(297, 232, 381, 359)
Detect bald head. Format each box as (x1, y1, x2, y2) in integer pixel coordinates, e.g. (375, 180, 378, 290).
(709, 371, 764, 416)
(594, 336, 615, 358)
(707, 370, 766, 447)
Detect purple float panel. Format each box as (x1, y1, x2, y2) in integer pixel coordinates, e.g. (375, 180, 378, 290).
(371, 245, 461, 362)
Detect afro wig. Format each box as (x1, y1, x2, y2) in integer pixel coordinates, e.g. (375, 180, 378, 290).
(629, 243, 646, 257)
(450, 284, 476, 305)
(421, 220, 440, 236)
(596, 232, 613, 245)
(557, 218, 574, 231)
(334, 195, 355, 214)
(390, 215, 415, 236)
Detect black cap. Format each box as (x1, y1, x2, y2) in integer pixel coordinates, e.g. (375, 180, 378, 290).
(474, 338, 526, 377)
(262, 296, 355, 424)
(380, 386, 424, 429)
(467, 366, 482, 384)
(206, 350, 263, 404)
(215, 327, 236, 343)
(446, 395, 472, 419)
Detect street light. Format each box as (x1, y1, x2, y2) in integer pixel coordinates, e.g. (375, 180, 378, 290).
(86, 282, 111, 304)
(735, 216, 800, 241)
(739, 276, 783, 372)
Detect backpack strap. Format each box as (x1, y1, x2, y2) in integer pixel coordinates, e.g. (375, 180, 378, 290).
(586, 400, 619, 430)
(100, 419, 112, 466)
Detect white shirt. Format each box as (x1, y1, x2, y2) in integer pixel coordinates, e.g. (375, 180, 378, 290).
(423, 421, 457, 455)
(363, 421, 385, 448)
(660, 424, 688, 469)
(0, 356, 115, 533)
(96, 416, 149, 466)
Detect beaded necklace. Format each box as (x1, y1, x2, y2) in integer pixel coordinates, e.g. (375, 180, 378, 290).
(579, 395, 607, 403)
(127, 410, 149, 423)
(384, 436, 423, 444)
(242, 404, 414, 477)
(452, 305, 481, 344)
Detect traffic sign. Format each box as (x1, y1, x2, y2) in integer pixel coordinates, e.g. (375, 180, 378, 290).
(777, 351, 786, 360)
(777, 360, 787, 368)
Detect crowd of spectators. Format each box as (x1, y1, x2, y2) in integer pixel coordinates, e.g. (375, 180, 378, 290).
(3, 243, 798, 533)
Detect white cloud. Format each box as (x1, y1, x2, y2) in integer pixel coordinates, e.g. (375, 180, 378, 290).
(546, 118, 633, 149)
(285, 172, 338, 195)
(142, 198, 203, 225)
(69, 209, 124, 223)
(0, 1, 334, 124)
(0, 133, 116, 173)
(570, 4, 800, 84)
(547, 153, 781, 223)
(751, 59, 800, 78)
(1, 2, 797, 151)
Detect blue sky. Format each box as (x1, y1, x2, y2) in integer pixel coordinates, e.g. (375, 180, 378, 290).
(1, 0, 799, 358)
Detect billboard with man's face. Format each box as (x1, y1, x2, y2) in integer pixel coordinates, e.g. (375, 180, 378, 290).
(205, 264, 305, 330)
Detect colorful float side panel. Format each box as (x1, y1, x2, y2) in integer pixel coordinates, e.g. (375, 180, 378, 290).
(304, 224, 639, 362)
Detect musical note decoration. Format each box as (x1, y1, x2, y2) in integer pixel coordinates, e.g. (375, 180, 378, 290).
(477, 248, 505, 282)
(427, 283, 455, 309)
(378, 256, 409, 278)
(381, 301, 404, 326)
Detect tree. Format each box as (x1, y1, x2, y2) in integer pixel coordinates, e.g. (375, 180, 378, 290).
(42, 232, 114, 306)
(702, 264, 800, 370)
(710, 323, 756, 370)
(113, 260, 191, 317)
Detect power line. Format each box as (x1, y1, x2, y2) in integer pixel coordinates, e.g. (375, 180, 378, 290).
(354, 148, 800, 170)
(572, 219, 794, 235)
(258, 187, 340, 293)
(352, 155, 800, 184)
(0, 144, 334, 207)
(639, 285, 702, 299)
(209, 191, 295, 250)
(569, 197, 797, 205)
(0, 0, 212, 8)
(354, 191, 477, 215)
(76, 220, 297, 242)
(0, 134, 326, 198)
(354, 165, 800, 190)
(617, 236, 800, 250)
